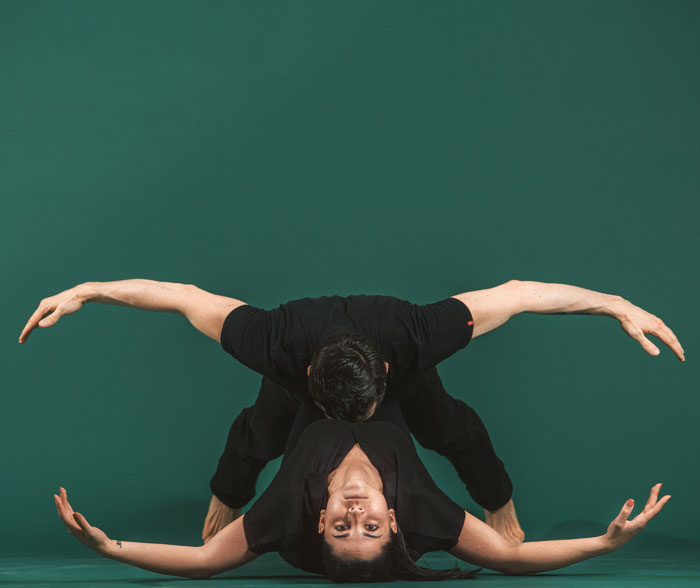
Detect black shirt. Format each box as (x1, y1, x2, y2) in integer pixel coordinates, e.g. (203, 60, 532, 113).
(242, 413, 466, 574)
(220, 295, 473, 399)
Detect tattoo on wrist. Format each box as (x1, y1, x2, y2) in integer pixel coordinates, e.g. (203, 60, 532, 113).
(116, 540, 122, 549)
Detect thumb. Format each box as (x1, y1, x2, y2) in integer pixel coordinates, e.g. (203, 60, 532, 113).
(38, 311, 62, 328)
(615, 499, 635, 525)
(637, 336, 660, 356)
(73, 512, 90, 531)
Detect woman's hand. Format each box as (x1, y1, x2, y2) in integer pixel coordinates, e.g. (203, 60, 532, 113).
(604, 483, 671, 551)
(54, 487, 111, 555)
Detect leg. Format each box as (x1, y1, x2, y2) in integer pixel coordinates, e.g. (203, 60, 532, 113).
(205, 377, 302, 542)
(210, 377, 302, 506)
(398, 368, 524, 543)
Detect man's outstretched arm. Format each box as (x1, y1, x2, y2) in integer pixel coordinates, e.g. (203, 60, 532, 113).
(18, 280, 246, 344)
(452, 280, 685, 361)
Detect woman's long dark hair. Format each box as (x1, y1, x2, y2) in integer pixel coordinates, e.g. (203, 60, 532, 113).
(321, 526, 478, 582)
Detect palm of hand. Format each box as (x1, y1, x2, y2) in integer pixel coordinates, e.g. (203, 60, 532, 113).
(54, 487, 110, 552)
(605, 484, 670, 549)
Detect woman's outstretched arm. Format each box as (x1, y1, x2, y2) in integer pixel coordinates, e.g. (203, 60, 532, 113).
(448, 483, 670, 575)
(54, 487, 257, 579)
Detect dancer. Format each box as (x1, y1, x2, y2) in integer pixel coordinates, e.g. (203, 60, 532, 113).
(54, 397, 671, 581)
(23, 278, 684, 546)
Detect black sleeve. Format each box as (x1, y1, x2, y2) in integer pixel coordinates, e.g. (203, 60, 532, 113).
(220, 305, 278, 375)
(360, 296, 474, 384)
(219, 303, 312, 392)
(403, 297, 474, 368)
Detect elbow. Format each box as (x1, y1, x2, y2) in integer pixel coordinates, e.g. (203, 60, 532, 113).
(187, 569, 213, 580)
(498, 565, 533, 576)
(492, 560, 535, 576)
(500, 567, 529, 576)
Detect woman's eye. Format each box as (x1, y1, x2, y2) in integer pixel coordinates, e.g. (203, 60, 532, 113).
(334, 525, 347, 531)
(365, 524, 378, 532)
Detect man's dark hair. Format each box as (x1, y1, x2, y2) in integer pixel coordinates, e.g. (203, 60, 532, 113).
(308, 333, 387, 422)
(321, 527, 477, 582)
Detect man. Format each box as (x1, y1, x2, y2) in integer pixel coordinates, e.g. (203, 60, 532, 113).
(20, 278, 684, 545)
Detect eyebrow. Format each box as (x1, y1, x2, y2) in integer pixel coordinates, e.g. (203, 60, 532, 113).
(331, 533, 382, 539)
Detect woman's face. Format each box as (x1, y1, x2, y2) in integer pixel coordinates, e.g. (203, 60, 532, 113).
(318, 480, 397, 560)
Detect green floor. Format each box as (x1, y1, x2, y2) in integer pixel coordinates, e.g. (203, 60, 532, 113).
(2, 551, 699, 588)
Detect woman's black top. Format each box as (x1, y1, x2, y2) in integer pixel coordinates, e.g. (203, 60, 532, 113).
(242, 411, 466, 574)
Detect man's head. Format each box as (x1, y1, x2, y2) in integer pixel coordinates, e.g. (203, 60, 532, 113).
(318, 479, 397, 574)
(308, 333, 387, 422)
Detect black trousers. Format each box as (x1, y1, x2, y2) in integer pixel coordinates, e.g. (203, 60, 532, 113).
(210, 367, 513, 512)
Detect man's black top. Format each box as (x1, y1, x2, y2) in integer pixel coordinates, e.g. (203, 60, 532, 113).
(220, 295, 474, 399)
(243, 415, 466, 574)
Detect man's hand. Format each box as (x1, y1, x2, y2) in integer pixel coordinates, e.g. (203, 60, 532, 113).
(54, 487, 110, 555)
(604, 483, 671, 551)
(484, 498, 525, 545)
(202, 494, 242, 544)
(610, 299, 685, 361)
(19, 285, 94, 343)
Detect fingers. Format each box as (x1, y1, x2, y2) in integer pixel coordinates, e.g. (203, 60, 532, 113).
(650, 322, 685, 362)
(73, 512, 91, 532)
(643, 483, 662, 513)
(614, 498, 635, 525)
(38, 309, 63, 329)
(54, 491, 81, 534)
(635, 494, 671, 526)
(637, 334, 660, 357)
(19, 291, 83, 344)
(60, 486, 76, 514)
(646, 494, 671, 520)
(19, 303, 53, 343)
(619, 304, 685, 362)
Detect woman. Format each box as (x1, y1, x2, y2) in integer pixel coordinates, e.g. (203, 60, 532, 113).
(54, 399, 670, 581)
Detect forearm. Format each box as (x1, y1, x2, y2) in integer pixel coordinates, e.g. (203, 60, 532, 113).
(501, 535, 612, 575)
(101, 539, 211, 579)
(82, 279, 197, 314)
(515, 280, 622, 318)
(450, 510, 617, 576)
(56, 491, 256, 580)
(453, 280, 623, 338)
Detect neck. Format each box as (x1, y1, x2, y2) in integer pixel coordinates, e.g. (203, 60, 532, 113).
(327, 445, 383, 494)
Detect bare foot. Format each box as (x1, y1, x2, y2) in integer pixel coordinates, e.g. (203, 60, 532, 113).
(484, 498, 525, 544)
(202, 494, 243, 544)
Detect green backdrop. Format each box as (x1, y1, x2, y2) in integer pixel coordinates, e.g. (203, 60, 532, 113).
(1, 0, 698, 559)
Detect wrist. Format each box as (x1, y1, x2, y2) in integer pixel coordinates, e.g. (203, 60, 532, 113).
(78, 282, 102, 302)
(603, 295, 627, 320)
(97, 538, 117, 559)
(599, 534, 620, 555)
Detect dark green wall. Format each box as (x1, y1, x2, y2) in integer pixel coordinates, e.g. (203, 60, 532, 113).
(2, 1, 698, 556)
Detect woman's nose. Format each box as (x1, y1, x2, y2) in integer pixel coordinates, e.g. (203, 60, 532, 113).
(349, 505, 365, 513)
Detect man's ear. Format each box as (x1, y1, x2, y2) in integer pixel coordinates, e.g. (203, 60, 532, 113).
(307, 365, 311, 377)
(318, 509, 326, 534)
(384, 361, 389, 374)
(388, 508, 398, 534)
